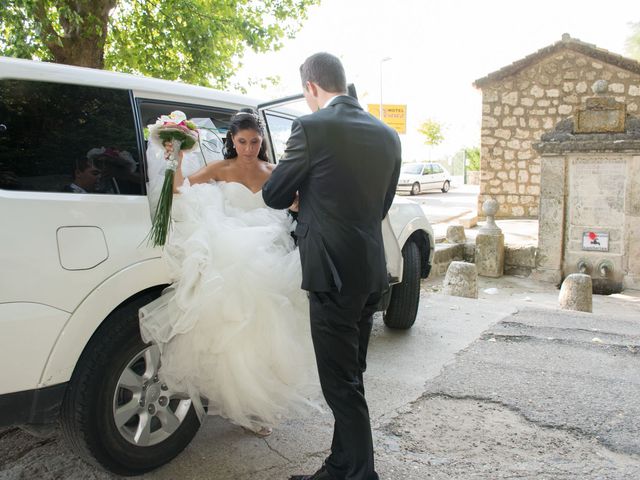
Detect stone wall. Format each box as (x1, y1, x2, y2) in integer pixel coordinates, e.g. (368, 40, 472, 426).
(431, 242, 537, 277)
(478, 49, 640, 218)
(466, 170, 480, 185)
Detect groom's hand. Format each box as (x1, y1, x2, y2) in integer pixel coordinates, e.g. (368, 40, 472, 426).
(288, 193, 299, 213)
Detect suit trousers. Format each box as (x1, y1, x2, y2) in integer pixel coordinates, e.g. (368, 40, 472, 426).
(308, 290, 381, 480)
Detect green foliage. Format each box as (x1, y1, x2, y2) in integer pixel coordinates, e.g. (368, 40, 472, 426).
(1, 0, 118, 67)
(417, 118, 444, 147)
(627, 21, 640, 60)
(465, 146, 480, 171)
(0, 0, 318, 88)
(0, 0, 54, 60)
(157, 129, 197, 150)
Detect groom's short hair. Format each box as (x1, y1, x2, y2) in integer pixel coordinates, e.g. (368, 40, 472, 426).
(300, 53, 347, 94)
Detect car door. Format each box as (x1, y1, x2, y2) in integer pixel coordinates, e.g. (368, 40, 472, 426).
(421, 163, 434, 190)
(257, 92, 404, 283)
(0, 78, 152, 314)
(431, 163, 446, 189)
(0, 78, 154, 393)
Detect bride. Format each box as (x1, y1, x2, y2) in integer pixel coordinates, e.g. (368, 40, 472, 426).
(139, 110, 317, 436)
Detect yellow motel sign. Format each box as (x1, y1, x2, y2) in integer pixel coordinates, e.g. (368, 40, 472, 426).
(367, 104, 407, 134)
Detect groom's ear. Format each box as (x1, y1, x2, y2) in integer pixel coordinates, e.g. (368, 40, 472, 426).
(306, 81, 319, 98)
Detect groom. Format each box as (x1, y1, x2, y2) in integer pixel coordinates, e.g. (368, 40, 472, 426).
(262, 52, 401, 480)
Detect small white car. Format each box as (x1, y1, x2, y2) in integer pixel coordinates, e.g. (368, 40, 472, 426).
(396, 162, 452, 195)
(0, 56, 434, 475)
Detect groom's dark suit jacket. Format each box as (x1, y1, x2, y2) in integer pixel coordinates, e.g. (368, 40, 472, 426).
(262, 95, 401, 295)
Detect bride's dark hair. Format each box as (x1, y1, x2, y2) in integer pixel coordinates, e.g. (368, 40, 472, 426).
(224, 108, 269, 162)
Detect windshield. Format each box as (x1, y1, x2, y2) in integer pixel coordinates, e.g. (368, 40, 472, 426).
(401, 164, 423, 175)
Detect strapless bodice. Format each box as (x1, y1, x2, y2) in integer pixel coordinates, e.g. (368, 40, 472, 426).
(221, 181, 266, 211)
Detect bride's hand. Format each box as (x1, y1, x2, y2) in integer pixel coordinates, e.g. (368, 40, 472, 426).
(289, 194, 299, 212)
(163, 141, 184, 163)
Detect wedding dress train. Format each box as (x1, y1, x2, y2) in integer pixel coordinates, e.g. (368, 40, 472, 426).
(139, 181, 318, 430)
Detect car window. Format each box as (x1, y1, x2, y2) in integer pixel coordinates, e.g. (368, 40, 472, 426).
(264, 112, 294, 163)
(401, 164, 423, 175)
(423, 164, 434, 175)
(0, 79, 142, 194)
(137, 101, 235, 172)
(432, 164, 443, 174)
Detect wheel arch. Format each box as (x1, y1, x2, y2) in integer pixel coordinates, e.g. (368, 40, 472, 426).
(398, 228, 433, 279)
(39, 258, 170, 388)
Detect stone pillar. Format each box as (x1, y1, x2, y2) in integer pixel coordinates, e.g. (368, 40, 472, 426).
(559, 273, 593, 312)
(443, 261, 478, 299)
(475, 199, 505, 277)
(624, 154, 640, 290)
(532, 151, 566, 284)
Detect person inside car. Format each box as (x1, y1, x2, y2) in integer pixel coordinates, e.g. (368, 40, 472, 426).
(63, 157, 101, 193)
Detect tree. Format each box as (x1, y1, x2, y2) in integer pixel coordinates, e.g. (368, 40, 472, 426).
(417, 119, 444, 147)
(465, 146, 480, 171)
(0, 0, 317, 88)
(627, 21, 640, 60)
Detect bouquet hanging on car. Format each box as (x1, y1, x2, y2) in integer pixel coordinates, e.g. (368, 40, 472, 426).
(146, 111, 199, 247)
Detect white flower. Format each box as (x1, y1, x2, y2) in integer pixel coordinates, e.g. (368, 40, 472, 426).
(86, 147, 106, 160)
(156, 110, 187, 127)
(86, 147, 137, 172)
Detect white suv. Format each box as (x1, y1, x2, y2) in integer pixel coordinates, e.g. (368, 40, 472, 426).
(0, 56, 434, 475)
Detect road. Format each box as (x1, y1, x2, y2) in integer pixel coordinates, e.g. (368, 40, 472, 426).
(398, 181, 479, 226)
(0, 282, 510, 480)
(1, 276, 639, 479)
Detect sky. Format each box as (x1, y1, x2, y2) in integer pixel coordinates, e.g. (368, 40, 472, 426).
(233, 0, 638, 161)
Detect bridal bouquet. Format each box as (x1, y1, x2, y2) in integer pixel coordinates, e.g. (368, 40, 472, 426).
(147, 111, 199, 247)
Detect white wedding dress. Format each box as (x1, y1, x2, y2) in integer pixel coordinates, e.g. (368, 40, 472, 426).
(139, 180, 319, 430)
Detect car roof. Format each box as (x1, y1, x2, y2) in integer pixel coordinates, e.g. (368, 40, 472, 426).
(0, 56, 262, 111)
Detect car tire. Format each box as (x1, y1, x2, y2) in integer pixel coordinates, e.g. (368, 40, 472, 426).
(410, 182, 420, 196)
(383, 240, 421, 329)
(60, 291, 201, 476)
(441, 180, 450, 193)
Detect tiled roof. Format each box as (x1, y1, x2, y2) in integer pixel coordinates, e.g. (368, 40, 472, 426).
(474, 33, 640, 88)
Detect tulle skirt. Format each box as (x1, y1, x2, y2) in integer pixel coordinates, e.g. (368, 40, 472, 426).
(139, 182, 319, 430)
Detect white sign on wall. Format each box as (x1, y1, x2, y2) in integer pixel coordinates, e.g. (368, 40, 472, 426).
(582, 231, 609, 252)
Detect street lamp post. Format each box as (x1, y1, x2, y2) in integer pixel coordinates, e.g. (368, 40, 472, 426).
(379, 57, 392, 125)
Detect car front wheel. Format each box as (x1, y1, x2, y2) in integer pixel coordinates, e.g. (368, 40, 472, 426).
(60, 292, 201, 476)
(383, 240, 421, 329)
(441, 180, 450, 193)
(410, 182, 420, 196)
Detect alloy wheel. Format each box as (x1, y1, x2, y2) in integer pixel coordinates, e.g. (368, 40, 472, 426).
(112, 345, 192, 446)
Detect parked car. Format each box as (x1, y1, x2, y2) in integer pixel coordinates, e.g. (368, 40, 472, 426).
(396, 162, 452, 195)
(0, 56, 435, 475)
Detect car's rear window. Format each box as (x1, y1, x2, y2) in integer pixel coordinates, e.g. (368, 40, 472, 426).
(0, 79, 142, 194)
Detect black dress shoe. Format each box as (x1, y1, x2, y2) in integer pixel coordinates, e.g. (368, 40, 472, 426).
(289, 464, 334, 480)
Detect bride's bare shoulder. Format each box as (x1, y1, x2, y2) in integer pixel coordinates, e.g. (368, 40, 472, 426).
(204, 159, 233, 179)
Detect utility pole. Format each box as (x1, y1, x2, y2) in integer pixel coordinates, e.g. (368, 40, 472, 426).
(379, 57, 391, 124)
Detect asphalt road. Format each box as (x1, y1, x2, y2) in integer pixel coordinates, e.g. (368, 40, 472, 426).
(0, 284, 511, 480)
(2, 277, 639, 479)
(427, 307, 640, 456)
(399, 182, 479, 225)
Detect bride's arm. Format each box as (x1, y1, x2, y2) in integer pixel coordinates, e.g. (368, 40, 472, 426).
(172, 151, 221, 192)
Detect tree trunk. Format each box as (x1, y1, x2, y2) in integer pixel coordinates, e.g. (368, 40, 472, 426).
(37, 0, 118, 69)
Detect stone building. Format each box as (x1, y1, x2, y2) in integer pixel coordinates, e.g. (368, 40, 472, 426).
(473, 34, 640, 218)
